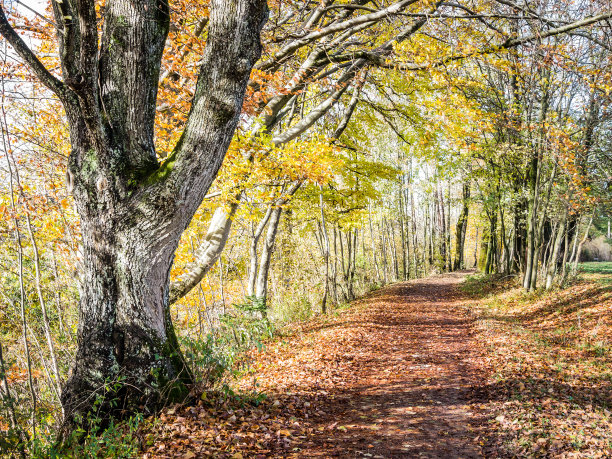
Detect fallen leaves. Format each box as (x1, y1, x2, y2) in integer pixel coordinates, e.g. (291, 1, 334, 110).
(145, 272, 612, 457)
(472, 275, 612, 457)
(144, 273, 488, 458)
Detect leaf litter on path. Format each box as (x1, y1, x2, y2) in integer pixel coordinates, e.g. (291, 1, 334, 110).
(144, 271, 491, 458)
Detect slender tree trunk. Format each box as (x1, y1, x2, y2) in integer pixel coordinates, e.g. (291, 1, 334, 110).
(255, 207, 283, 309)
(426, 204, 433, 268)
(332, 226, 339, 303)
(484, 212, 498, 275)
(523, 160, 541, 288)
(474, 226, 479, 268)
(389, 220, 400, 281)
(560, 214, 573, 282)
(24, 213, 63, 403)
(170, 203, 239, 303)
(524, 79, 551, 289)
(512, 198, 526, 273)
(546, 213, 566, 289)
(351, 229, 358, 294)
(453, 182, 470, 270)
(446, 183, 452, 271)
(409, 171, 419, 277)
(571, 214, 594, 275)
(399, 192, 408, 280)
(565, 216, 581, 278)
(319, 187, 331, 314)
(2, 116, 37, 439)
(247, 205, 274, 296)
(436, 187, 447, 271)
(380, 222, 389, 284)
(51, 250, 67, 337)
(529, 159, 557, 290)
(368, 205, 381, 284)
(345, 230, 357, 300)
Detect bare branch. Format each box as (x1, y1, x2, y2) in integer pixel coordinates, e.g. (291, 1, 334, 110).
(0, 5, 67, 97)
(256, 0, 419, 71)
(364, 11, 612, 71)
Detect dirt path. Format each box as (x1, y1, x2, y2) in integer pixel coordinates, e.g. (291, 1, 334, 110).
(146, 271, 490, 458)
(245, 271, 488, 458)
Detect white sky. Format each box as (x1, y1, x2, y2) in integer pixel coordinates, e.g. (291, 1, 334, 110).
(18, 0, 47, 10)
(11, 0, 48, 20)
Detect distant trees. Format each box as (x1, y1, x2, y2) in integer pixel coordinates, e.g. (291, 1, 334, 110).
(458, 5, 612, 289)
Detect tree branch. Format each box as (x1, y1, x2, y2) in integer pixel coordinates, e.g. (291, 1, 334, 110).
(0, 5, 67, 98)
(169, 202, 240, 304)
(149, 0, 268, 224)
(256, 0, 419, 71)
(360, 11, 612, 71)
(332, 71, 366, 140)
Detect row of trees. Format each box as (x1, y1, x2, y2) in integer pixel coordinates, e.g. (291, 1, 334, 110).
(0, 0, 610, 449)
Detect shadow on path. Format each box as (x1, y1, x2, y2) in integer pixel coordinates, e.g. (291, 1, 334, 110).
(281, 271, 489, 458)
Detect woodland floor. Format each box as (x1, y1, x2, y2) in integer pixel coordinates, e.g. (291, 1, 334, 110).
(145, 271, 492, 458)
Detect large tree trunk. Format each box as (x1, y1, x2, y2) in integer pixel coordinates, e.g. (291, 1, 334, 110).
(61, 216, 191, 428)
(1, 0, 270, 435)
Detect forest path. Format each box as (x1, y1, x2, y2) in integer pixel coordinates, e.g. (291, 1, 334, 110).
(146, 271, 491, 458)
(245, 271, 489, 458)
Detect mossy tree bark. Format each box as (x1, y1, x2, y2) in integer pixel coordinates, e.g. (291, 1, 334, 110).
(0, 0, 268, 435)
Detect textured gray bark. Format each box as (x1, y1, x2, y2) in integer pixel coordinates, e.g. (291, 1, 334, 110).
(0, 0, 268, 434)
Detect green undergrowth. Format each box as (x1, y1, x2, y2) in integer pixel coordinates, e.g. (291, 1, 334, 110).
(181, 296, 274, 392)
(0, 411, 146, 459)
(2, 297, 274, 458)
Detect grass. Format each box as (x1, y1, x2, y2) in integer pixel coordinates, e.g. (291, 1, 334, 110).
(579, 261, 612, 275)
(578, 262, 612, 287)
